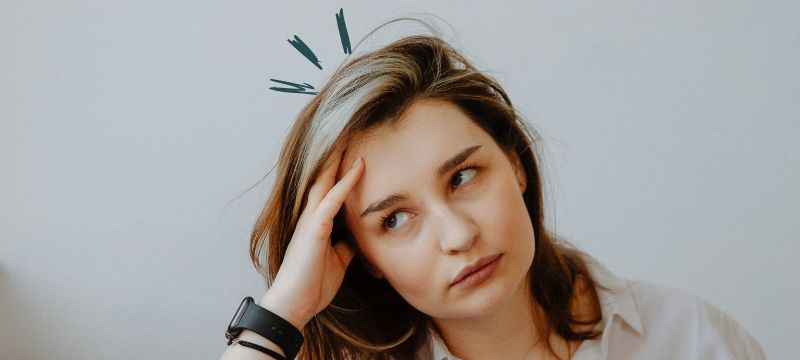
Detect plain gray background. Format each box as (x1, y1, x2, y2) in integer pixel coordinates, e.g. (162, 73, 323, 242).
(2, 0, 798, 359)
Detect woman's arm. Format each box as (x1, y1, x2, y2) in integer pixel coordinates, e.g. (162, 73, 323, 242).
(220, 292, 315, 360)
(219, 154, 364, 359)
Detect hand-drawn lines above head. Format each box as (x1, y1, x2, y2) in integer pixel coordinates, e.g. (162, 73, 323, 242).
(270, 8, 352, 96)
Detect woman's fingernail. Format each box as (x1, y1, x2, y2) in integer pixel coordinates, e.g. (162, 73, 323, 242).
(351, 157, 362, 169)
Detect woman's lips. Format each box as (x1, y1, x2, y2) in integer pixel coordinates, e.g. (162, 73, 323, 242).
(450, 254, 503, 289)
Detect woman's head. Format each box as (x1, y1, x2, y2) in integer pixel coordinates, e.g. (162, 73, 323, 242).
(336, 97, 536, 321)
(251, 31, 602, 360)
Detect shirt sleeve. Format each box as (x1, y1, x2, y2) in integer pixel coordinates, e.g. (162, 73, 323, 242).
(700, 298, 767, 360)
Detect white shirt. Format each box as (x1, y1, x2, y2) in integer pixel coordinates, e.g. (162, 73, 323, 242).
(418, 256, 766, 360)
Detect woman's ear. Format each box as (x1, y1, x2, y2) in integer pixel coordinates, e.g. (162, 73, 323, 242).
(507, 150, 527, 193)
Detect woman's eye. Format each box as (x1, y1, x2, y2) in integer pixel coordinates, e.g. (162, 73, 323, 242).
(383, 211, 410, 230)
(451, 168, 477, 187)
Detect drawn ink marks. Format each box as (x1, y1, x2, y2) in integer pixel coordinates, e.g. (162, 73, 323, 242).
(270, 8, 352, 96)
(268, 79, 317, 95)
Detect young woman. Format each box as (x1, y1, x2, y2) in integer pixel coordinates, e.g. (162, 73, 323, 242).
(220, 30, 766, 360)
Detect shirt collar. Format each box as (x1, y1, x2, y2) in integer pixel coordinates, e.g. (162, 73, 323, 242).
(426, 254, 644, 360)
(584, 254, 645, 336)
(429, 328, 453, 360)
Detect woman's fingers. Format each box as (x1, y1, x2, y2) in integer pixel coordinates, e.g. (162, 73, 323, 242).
(306, 151, 343, 207)
(315, 157, 363, 221)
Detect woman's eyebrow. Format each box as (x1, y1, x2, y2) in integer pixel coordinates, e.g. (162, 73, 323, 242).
(436, 144, 482, 177)
(360, 144, 482, 218)
(359, 192, 408, 218)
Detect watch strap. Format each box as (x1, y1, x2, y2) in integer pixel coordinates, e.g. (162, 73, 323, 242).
(231, 338, 286, 360)
(234, 298, 304, 359)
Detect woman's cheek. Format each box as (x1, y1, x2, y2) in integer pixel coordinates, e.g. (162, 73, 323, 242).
(379, 247, 437, 297)
(497, 177, 535, 256)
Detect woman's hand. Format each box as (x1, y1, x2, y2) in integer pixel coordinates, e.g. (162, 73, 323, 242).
(258, 152, 364, 331)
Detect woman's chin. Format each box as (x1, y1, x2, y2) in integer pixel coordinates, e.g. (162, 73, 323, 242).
(437, 276, 521, 320)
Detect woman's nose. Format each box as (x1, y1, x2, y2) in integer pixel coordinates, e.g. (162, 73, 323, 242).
(433, 204, 480, 254)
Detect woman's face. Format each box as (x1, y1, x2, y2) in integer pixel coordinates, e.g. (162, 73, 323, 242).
(337, 99, 535, 320)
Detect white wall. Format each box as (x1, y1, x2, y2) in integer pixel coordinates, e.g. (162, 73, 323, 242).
(1, 0, 797, 358)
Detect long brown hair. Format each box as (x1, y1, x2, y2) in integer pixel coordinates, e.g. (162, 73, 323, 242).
(250, 23, 606, 360)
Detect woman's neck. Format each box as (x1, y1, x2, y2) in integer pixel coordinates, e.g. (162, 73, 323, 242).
(431, 273, 544, 360)
(431, 272, 591, 360)
(433, 273, 602, 360)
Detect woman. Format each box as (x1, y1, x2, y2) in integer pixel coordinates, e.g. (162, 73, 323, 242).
(220, 28, 766, 360)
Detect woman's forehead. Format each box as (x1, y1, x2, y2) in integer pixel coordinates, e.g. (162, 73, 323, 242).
(336, 100, 490, 178)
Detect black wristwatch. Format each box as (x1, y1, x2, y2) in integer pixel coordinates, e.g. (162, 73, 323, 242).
(226, 296, 304, 359)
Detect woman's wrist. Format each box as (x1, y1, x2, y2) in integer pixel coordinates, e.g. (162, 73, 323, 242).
(258, 292, 313, 331)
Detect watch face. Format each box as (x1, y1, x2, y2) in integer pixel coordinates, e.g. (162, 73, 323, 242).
(226, 296, 253, 339)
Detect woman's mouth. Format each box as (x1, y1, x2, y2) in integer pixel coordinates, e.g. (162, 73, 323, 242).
(449, 254, 503, 290)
